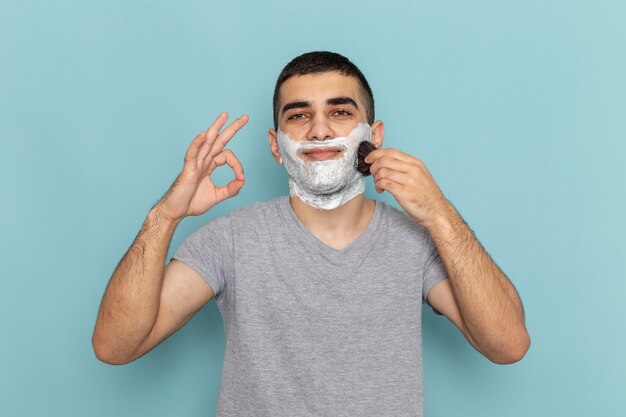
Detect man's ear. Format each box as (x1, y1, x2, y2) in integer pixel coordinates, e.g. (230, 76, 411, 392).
(268, 128, 282, 164)
(370, 120, 385, 148)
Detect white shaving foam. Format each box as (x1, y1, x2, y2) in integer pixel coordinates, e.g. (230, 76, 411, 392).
(276, 122, 372, 210)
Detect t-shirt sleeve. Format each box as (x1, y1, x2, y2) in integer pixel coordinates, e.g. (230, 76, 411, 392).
(422, 231, 448, 315)
(170, 215, 233, 300)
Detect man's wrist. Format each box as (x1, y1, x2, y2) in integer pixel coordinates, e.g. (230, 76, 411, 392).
(422, 199, 461, 240)
(148, 203, 183, 230)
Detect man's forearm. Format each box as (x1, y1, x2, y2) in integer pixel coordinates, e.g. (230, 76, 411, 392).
(425, 202, 530, 362)
(92, 205, 180, 364)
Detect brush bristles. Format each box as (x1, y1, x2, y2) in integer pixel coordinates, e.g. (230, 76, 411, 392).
(356, 141, 377, 176)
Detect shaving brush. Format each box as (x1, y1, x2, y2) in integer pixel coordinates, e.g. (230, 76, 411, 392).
(355, 141, 377, 176)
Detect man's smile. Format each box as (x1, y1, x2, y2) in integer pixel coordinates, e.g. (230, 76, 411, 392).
(299, 146, 344, 161)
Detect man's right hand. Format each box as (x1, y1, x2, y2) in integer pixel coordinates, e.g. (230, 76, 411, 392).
(155, 112, 249, 223)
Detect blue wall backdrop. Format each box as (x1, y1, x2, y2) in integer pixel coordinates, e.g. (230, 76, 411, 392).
(1, 0, 624, 416)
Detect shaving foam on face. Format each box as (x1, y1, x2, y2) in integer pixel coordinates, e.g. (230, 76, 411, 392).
(276, 122, 372, 210)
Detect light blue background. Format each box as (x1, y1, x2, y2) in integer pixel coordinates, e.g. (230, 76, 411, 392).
(1, 0, 624, 416)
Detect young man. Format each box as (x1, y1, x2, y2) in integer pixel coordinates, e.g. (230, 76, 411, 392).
(92, 51, 530, 416)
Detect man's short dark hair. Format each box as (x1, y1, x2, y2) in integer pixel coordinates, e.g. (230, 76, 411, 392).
(272, 51, 375, 130)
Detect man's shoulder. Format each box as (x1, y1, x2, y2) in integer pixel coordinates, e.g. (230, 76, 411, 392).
(216, 195, 290, 233)
(228, 195, 287, 219)
(376, 199, 429, 238)
(191, 196, 283, 239)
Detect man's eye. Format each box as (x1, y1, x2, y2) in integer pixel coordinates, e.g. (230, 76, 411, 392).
(288, 113, 306, 120)
(333, 110, 351, 116)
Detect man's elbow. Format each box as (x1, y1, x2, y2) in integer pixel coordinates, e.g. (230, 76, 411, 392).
(489, 331, 531, 365)
(93, 347, 127, 366)
(92, 337, 133, 366)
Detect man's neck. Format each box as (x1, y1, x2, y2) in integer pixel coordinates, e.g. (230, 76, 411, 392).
(289, 193, 376, 250)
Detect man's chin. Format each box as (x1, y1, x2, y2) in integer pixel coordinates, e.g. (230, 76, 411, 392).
(296, 180, 350, 195)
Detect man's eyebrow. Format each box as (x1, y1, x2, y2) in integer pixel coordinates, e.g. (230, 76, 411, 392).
(326, 96, 359, 109)
(282, 101, 309, 114)
(281, 97, 359, 116)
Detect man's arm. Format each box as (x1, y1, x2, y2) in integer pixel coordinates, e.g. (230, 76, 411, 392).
(92, 209, 218, 365)
(92, 112, 248, 364)
(366, 148, 530, 364)
(112, 258, 216, 365)
(92, 207, 180, 364)
(424, 206, 531, 364)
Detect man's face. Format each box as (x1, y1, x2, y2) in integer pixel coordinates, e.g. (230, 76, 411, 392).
(267, 70, 383, 210)
(274, 71, 369, 157)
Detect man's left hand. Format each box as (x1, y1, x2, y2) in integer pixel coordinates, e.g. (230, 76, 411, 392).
(365, 148, 450, 228)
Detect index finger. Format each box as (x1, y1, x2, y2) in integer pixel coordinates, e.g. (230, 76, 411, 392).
(364, 147, 413, 164)
(207, 114, 250, 159)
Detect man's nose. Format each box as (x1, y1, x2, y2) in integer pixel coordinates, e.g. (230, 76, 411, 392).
(306, 115, 335, 141)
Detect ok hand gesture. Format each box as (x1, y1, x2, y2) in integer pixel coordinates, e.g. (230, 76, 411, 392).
(156, 112, 249, 223)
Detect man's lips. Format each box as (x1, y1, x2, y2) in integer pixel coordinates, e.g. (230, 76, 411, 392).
(300, 147, 344, 161)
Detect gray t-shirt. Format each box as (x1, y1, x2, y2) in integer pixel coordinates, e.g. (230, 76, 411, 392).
(171, 196, 448, 417)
